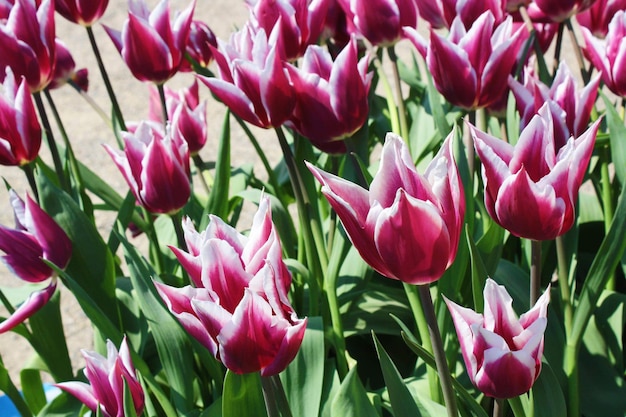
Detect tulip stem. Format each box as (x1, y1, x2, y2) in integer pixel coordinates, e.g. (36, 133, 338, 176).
(261, 375, 293, 417)
(86, 25, 127, 132)
(417, 284, 458, 417)
(21, 162, 39, 202)
(192, 154, 212, 197)
(371, 50, 401, 137)
(387, 46, 409, 143)
(600, 146, 615, 290)
(565, 19, 591, 84)
(565, 341, 580, 417)
(556, 236, 573, 335)
(530, 240, 542, 306)
(144, 208, 165, 276)
(493, 398, 505, 417)
(170, 211, 187, 253)
(157, 83, 169, 126)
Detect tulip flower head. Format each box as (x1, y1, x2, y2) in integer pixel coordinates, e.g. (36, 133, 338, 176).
(582, 10, 626, 97)
(0, 0, 56, 92)
(103, 0, 195, 84)
(0, 70, 42, 166)
(416, 0, 506, 30)
(56, 338, 145, 417)
(0, 191, 72, 333)
(104, 121, 191, 215)
(285, 37, 372, 153)
(527, 0, 596, 22)
(576, 0, 626, 37)
(444, 279, 550, 399)
(54, 0, 109, 26)
(181, 20, 217, 70)
(405, 11, 527, 110)
(471, 103, 600, 241)
(156, 197, 307, 376)
(49, 39, 89, 91)
(307, 132, 465, 285)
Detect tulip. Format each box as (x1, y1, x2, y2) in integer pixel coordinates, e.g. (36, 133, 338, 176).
(509, 60, 600, 149)
(404, 11, 527, 110)
(285, 38, 372, 153)
(0, 190, 72, 333)
(416, 0, 506, 30)
(337, 0, 419, 46)
(48, 39, 89, 91)
(307, 132, 465, 284)
(470, 103, 600, 241)
(0, 0, 56, 92)
(582, 10, 626, 97)
(56, 337, 145, 417)
(527, 0, 596, 22)
(576, 0, 626, 37)
(199, 23, 295, 129)
(104, 121, 191, 214)
(444, 278, 550, 399)
(246, 0, 329, 61)
(54, 0, 109, 26)
(181, 20, 217, 70)
(0, 70, 42, 166)
(156, 197, 307, 376)
(103, 0, 195, 84)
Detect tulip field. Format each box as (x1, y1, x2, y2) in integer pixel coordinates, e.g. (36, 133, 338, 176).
(0, 0, 625, 416)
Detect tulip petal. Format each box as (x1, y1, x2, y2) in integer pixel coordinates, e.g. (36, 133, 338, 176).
(0, 279, 57, 333)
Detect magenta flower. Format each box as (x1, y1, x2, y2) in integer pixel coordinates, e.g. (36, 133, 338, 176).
(199, 23, 295, 129)
(0, 190, 72, 333)
(56, 337, 145, 417)
(527, 0, 596, 22)
(54, 0, 109, 26)
(307, 133, 465, 285)
(576, 0, 626, 37)
(246, 0, 329, 61)
(405, 11, 527, 110)
(103, 0, 195, 84)
(0, 0, 56, 92)
(156, 197, 307, 376)
(416, 0, 506, 30)
(0, 70, 42, 166)
(285, 38, 372, 153)
(471, 103, 600, 241)
(180, 20, 217, 71)
(444, 279, 550, 399)
(48, 39, 89, 91)
(337, 0, 419, 46)
(104, 121, 191, 214)
(509, 61, 600, 149)
(582, 10, 626, 97)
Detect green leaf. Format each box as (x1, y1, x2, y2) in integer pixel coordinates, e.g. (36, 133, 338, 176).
(222, 371, 268, 417)
(465, 227, 488, 313)
(424, 66, 451, 138)
(600, 91, 626, 184)
(281, 317, 325, 417)
(36, 391, 83, 417)
(0, 359, 32, 417)
(330, 367, 379, 417)
(531, 362, 566, 417)
(123, 378, 139, 417)
(20, 368, 46, 415)
(206, 111, 231, 219)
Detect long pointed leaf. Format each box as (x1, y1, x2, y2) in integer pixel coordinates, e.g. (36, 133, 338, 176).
(222, 371, 268, 417)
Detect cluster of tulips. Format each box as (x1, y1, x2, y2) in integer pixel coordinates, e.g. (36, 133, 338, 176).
(0, 0, 625, 416)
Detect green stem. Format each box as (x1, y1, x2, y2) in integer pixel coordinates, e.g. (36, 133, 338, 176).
(508, 395, 527, 417)
(261, 375, 293, 417)
(144, 209, 165, 276)
(417, 285, 458, 417)
(192, 153, 212, 197)
(553, 22, 565, 72)
(530, 240, 542, 306)
(493, 398, 505, 417)
(564, 342, 580, 417)
(157, 83, 169, 126)
(565, 18, 591, 83)
(555, 236, 573, 335)
(170, 210, 187, 252)
(261, 376, 280, 417)
(387, 46, 409, 142)
(86, 25, 126, 132)
(326, 257, 349, 380)
(371, 50, 400, 135)
(21, 162, 39, 202)
(33, 92, 71, 193)
(600, 146, 615, 290)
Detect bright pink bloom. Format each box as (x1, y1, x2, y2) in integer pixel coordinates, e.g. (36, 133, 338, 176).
(509, 61, 600, 149)
(180, 20, 217, 71)
(48, 39, 88, 91)
(337, 0, 419, 46)
(199, 24, 295, 129)
(54, 0, 109, 26)
(104, 121, 191, 214)
(156, 197, 307, 376)
(405, 12, 527, 110)
(307, 133, 465, 285)
(0, 71, 42, 166)
(471, 103, 600, 241)
(0, 278, 58, 333)
(246, 0, 329, 61)
(56, 338, 145, 417)
(576, 0, 626, 37)
(285, 38, 372, 153)
(416, 0, 506, 30)
(0, 0, 56, 92)
(527, 0, 597, 22)
(444, 279, 550, 399)
(103, 0, 195, 84)
(582, 10, 626, 97)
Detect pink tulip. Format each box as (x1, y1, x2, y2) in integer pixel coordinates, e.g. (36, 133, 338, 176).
(527, 0, 596, 22)
(337, 0, 419, 46)
(156, 197, 307, 376)
(0, 0, 56, 92)
(56, 337, 145, 417)
(444, 278, 550, 399)
(180, 20, 217, 70)
(0, 191, 72, 333)
(307, 133, 465, 285)
(509, 61, 600, 149)
(103, 0, 195, 84)
(48, 39, 89, 91)
(470, 103, 600, 241)
(246, 0, 329, 61)
(285, 38, 372, 153)
(104, 121, 191, 214)
(0, 70, 42, 166)
(576, 0, 626, 37)
(199, 23, 295, 129)
(54, 0, 109, 26)
(405, 11, 527, 110)
(582, 10, 626, 97)
(416, 0, 506, 30)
